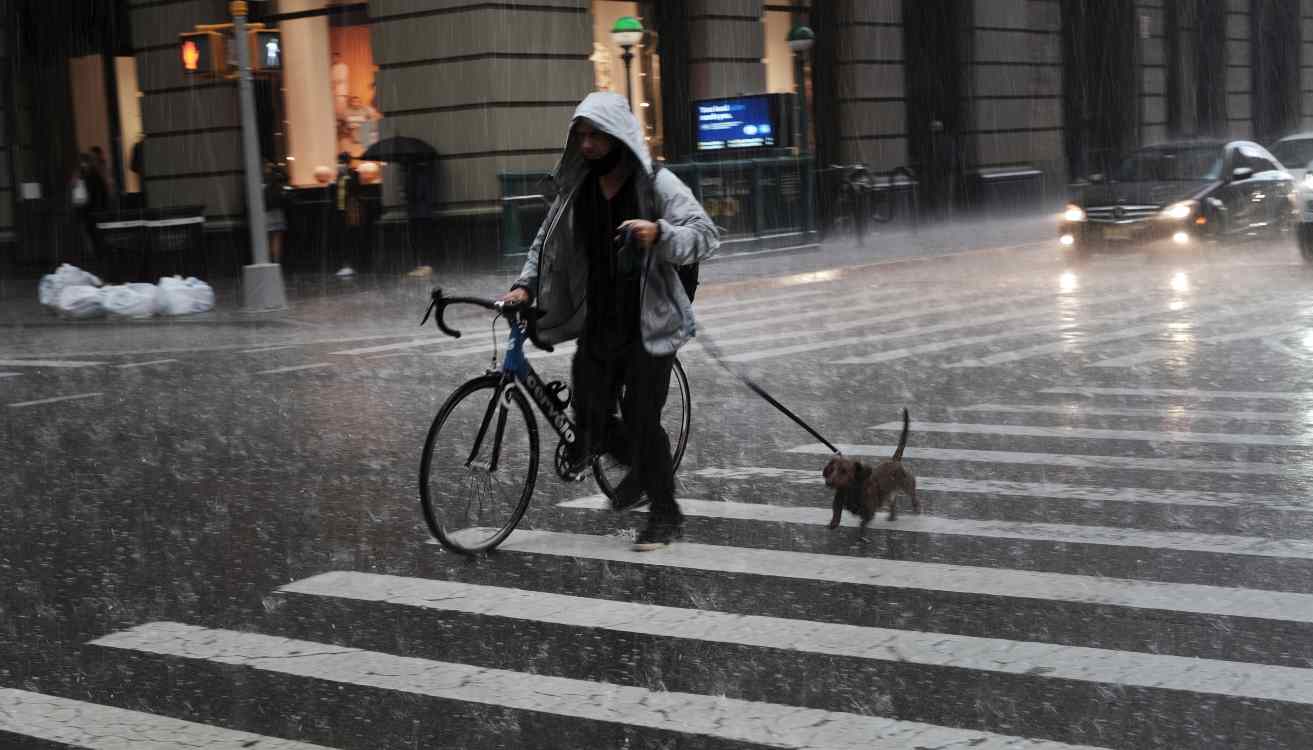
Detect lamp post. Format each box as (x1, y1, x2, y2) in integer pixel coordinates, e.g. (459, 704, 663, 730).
(787, 24, 815, 153)
(233, 0, 287, 311)
(610, 16, 644, 110)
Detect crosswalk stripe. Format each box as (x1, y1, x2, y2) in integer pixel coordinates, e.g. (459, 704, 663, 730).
(1092, 324, 1309, 367)
(726, 290, 1157, 364)
(8, 392, 103, 409)
(0, 688, 332, 749)
(0, 373, 18, 378)
(559, 495, 1313, 560)
(944, 301, 1297, 367)
(691, 468, 1306, 510)
(870, 420, 1313, 447)
(1040, 386, 1313, 401)
(786, 443, 1288, 476)
(329, 336, 449, 356)
(486, 529, 1313, 623)
(90, 622, 1104, 750)
(957, 402, 1306, 423)
(282, 572, 1313, 706)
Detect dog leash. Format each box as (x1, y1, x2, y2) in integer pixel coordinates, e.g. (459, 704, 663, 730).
(695, 327, 843, 456)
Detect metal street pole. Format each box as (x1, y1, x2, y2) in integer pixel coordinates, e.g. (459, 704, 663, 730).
(794, 51, 808, 154)
(621, 46, 635, 109)
(233, 0, 287, 311)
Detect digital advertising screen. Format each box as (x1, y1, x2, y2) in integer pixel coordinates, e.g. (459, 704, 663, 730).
(695, 96, 778, 151)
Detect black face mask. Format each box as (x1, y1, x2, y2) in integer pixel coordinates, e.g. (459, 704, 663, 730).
(586, 140, 627, 177)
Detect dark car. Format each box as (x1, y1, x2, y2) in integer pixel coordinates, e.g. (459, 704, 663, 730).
(1059, 140, 1296, 257)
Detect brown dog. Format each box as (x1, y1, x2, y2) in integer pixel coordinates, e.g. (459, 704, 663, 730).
(823, 408, 918, 542)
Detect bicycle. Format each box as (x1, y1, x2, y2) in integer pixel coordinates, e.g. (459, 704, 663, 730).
(418, 288, 691, 555)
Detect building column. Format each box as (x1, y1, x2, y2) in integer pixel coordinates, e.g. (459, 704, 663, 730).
(833, 0, 905, 171)
(368, 0, 592, 215)
(1225, 0, 1253, 137)
(687, 0, 765, 100)
(1136, 1, 1169, 145)
(0, 5, 12, 239)
(1303, 0, 1313, 130)
(278, 0, 336, 187)
(129, 0, 244, 222)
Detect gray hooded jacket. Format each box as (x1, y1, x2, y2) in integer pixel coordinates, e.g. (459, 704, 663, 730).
(514, 92, 719, 356)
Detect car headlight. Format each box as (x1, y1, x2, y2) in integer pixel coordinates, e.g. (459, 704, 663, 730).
(1063, 204, 1085, 222)
(1161, 200, 1196, 220)
(1303, 173, 1313, 190)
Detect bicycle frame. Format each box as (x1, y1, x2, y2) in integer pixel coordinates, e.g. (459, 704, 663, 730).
(464, 321, 577, 474)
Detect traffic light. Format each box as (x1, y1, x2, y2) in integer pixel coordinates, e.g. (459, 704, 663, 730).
(179, 31, 225, 75)
(249, 29, 282, 72)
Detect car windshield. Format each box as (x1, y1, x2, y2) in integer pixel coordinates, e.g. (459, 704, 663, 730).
(1113, 147, 1223, 182)
(1270, 138, 1313, 170)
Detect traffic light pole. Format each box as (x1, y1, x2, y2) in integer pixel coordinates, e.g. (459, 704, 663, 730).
(232, 0, 287, 311)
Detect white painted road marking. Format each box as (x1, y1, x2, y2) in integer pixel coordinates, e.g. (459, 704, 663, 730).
(8, 393, 103, 409)
(0, 373, 18, 378)
(0, 688, 333, 749)
(283, 572, 1313, 705)
(870, 420, 1313, 447)
(487, 529, 1313, 624)
(787, 443, 1289, 477)
(1092, 324, 1309, 367)
(0, 359, 104, 368)
(254, 363, 335, 376)
(944, 301, 1296, 368)
(560, 495, 1313, 560)
(1040, 386, 1313, 401)
(958, 402, 1306, 423)
(691, 467, 1311, 511)
(329, 336, 449, 356)
(114, 358, 178, 369)
(240, 344, 297, 353)
(91, 622, 1107, 750)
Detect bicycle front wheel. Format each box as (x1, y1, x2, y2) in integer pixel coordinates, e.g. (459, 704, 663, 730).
(593, 356, 691, 501)
(420, 374, 538, 554)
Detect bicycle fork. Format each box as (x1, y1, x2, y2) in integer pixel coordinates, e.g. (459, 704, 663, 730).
(464, 379, 513, 472)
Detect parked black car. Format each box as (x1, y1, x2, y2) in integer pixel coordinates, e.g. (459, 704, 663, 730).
(1059, 140, 1296, 257)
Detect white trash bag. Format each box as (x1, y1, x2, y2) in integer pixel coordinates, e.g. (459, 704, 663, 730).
(55, 284, 107, 319)
(157, 276, 216, 316)
(102, 283, 161, 319)
(39, 263, 103, 308)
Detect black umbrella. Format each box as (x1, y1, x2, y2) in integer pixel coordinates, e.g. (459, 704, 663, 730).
(362, 136, 438, 164)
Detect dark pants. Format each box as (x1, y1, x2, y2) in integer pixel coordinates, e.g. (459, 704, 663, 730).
(572, 338, 679, 521)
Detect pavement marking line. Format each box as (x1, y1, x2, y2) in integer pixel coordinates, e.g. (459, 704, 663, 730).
(0, 373, 18, 378)
(559, 496, 1313, 560)
(1041, 386, 1313, 401)
(90, 622, 1106, 750)
(690, 467, 1313, 511)
(114, 358, 178, 369)
(8, 392, 103, 409)
(329, 336, 451, 356)
(240, 344, 298, 353)
(284, 572, 1313, 706)
(484, 529, 1313, 624)
(749, 290, 1183, 365)
(1091, 324, 1308, 367)
(944, 300, 1302, 368)
(0, 688, 333, 750)
(786, 443, 1289, 476)
(958, 402, 1307, 423)
(870, 420, 1313, 447)
(254, 363, 335, 376)
(0, 359, 105, 368)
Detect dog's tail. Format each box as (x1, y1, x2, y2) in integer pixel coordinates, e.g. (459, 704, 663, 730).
(891, 408, 910, 461)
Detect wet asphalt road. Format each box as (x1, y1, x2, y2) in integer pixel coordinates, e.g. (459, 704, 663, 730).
(4, 231, 1313, 748)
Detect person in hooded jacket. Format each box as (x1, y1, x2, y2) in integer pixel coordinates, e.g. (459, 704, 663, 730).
(500, 92, 719, 550)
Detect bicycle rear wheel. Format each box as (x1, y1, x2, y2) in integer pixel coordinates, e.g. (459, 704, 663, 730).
(420, 374, 538, 554)
(593, 356, 691, 502)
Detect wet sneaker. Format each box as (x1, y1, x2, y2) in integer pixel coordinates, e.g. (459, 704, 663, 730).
(608, 473, 649, 512)
(335, 266, 356, 278)
(632, 516, 683, 551)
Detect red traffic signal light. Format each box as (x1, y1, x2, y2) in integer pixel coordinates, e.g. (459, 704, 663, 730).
(179, 31, 224, 75)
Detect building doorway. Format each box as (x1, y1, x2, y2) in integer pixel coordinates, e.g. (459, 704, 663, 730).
(903, 0, 967, 216)
(1061, 0, 1137, 180)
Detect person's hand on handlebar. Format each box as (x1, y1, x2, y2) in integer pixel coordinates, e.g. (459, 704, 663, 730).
(499, 287, 530, 306)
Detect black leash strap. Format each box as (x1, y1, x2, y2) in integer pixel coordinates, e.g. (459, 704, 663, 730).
(695, 328, 842, 456)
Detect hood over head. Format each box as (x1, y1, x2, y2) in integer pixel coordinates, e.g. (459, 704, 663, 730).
(552, 92, 654, 189)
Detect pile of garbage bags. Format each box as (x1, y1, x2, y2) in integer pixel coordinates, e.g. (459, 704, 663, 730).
(38, 264, 216, 319)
